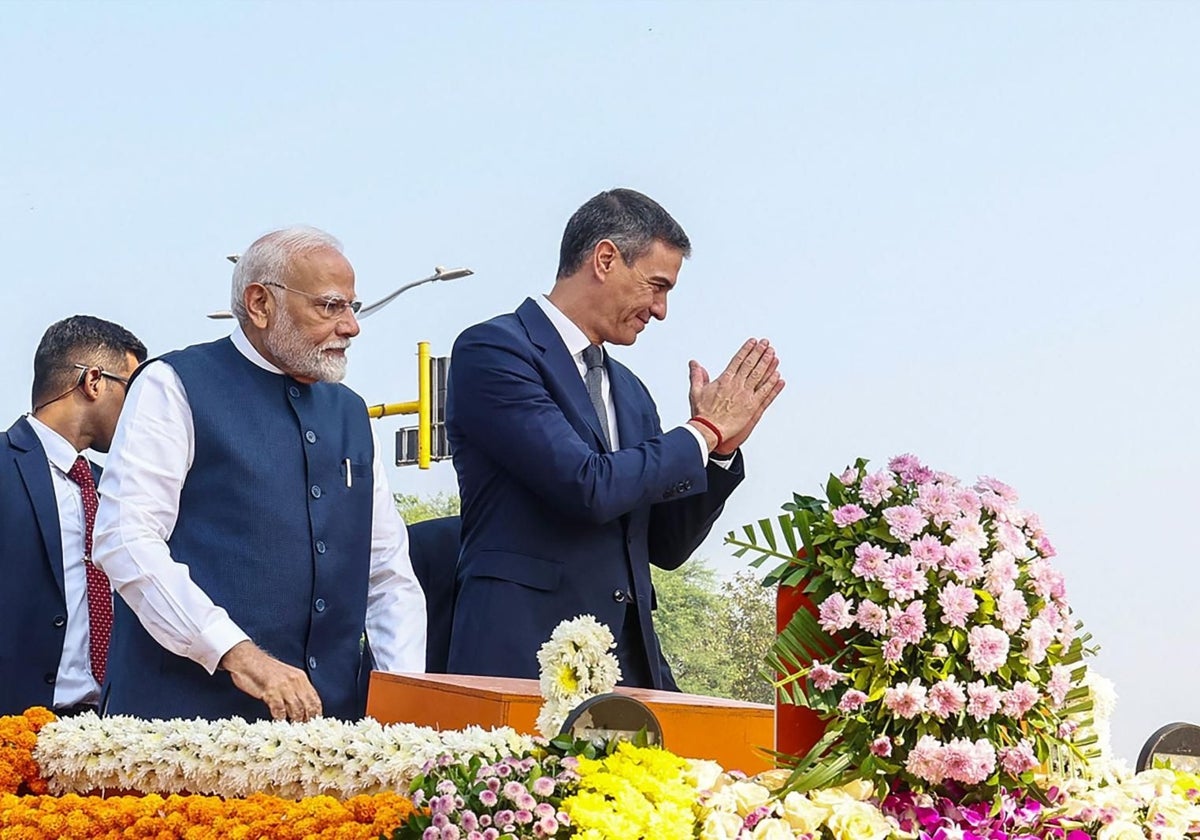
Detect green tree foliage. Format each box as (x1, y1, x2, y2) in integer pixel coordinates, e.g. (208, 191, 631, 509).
(395, 492, 460, 524)
(652, 564, 776, 705)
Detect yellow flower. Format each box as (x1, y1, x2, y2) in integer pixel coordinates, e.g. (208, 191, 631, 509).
(782, 790, 829, 834)
(826, 799, 893, 840)
(555, 663, 581, 694)
(701, 811, 746, 840)
(729, 780, 771, 816)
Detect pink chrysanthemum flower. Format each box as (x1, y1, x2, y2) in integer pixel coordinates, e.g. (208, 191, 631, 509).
(966, 681, 1003, 721)
(888, 601, 927, 646)
(839, 467, 860, 486)
(861, 471, 897, 506)
(967, 625, 1010, 675)
(983, 551, 1020, 596)
(942, 738, 996, 785)
(883, 637, 906, 664)
(884, 504, 928, 542)
(937, 583, 978, 628)
(976, 476, 1019, 502)
(926, 678, 967, 720)
(847, 601, 882, 637)
(809, 661, 847, 691)
(883, 680, 927, 719)
(838, 689, 868, 713)
(996, 589, 1030, 634)
(905, 735, 946, 784)
(916, 483, 959, 526)
(1023, 617, 1055, 665)
(888, 454, 925, 482)
(818, 593, 855, 633)
(870, 736, 893, 757)
(996, 521, 1034, 559)
(832, 503, 868, 527)
(852, 542, 891, 581)
(948, 516, 988, 551)
(953, 488, 983, 520)
(1036, 535, 1057, 558)
(908, 534, 946, 570)
(1047, 664, 1072, 708)
(882, 554, 928, 602)
(1001, 681, 1040, 719)
(945, 542, 984, 583)
(999, 740, 1039, 776)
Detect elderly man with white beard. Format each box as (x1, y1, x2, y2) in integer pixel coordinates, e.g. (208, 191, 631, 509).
(94, 227, 426, 723)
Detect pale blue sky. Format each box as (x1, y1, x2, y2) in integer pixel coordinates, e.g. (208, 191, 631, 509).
(2, 1, 1196, 762)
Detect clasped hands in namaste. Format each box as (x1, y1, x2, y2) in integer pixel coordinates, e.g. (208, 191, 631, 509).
(688, 338, 785, 457)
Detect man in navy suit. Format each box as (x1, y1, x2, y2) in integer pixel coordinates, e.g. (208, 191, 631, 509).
(0, 316, 146, 715)
(446, 188, 784, 689)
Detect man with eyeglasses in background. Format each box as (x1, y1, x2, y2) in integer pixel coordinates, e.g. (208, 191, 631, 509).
(94, 226, 426, 723)
(1, 315, 146, 716)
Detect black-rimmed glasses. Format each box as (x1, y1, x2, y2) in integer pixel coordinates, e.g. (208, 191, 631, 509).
(260, 281, 363, 319)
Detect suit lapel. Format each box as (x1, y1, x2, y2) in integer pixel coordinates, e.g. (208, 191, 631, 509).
(608, 361, 648, 451)
(9, 418, 66, 598)
(516, 298, 611, 452)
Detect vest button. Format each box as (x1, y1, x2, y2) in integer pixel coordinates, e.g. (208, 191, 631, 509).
(314, 598, 326, 613)
(289, 386, 301, 398)
(310, 485, 322, 499)
(315, 540, 326, 554)
(52, 615, 66, 628)
(305, 430, 317, 444)
(44, 673, 56, 684)
(612, 589, 626, 603)
(308, 656, 318, 669)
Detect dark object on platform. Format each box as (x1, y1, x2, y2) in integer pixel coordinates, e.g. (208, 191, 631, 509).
(1137, 721, 1200, 772)
(560, 693, 663, 748)
(408, 516, 461, 673)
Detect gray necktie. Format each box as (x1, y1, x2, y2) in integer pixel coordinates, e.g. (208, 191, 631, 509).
(581, 344, 612, 449)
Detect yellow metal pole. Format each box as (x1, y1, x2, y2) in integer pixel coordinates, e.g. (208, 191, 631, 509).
(366, 400, 420, 419)
(417, 341, 432, 469)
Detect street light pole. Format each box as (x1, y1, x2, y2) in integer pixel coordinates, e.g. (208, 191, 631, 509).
(206, 264, 474, 320)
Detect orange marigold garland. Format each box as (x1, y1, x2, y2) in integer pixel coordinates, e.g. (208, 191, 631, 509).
(0, 791, 416, 839)
(0, 708, 55, 796)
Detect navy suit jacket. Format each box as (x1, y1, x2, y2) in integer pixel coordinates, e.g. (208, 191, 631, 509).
(0, 417, 99, 714)
(445, 298, 743, 689)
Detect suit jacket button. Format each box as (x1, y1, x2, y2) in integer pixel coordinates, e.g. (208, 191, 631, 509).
(311, 485, 322, 499)
(682, 480, 692, 491)
(308, 656, 318, 669)
(44, 673, 56, 684)
(314, 598, 326, 613)
(612, 589, 626, 603)
(52, 615, 66, 628)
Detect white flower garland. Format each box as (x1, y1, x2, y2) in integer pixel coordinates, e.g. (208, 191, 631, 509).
(33, 713, 535, 800)
(535, 614, 621, 738)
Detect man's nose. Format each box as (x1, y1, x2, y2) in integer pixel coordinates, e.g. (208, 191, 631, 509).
(337, 309, 361, 337)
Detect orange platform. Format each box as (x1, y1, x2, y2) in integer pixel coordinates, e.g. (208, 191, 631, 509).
(367, 672, 774, 774)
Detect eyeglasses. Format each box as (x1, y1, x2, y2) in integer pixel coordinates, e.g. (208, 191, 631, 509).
(73, 363, 130, 389)
(261, 281, 363, 319)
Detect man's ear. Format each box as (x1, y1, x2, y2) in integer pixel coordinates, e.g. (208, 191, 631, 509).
(591, 239, 620, 281)
(80, 367, 104, 402)
(244, 283, 273, 329)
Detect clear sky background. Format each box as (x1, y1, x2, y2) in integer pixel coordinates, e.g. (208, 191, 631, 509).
(2, 1, 1196, 762)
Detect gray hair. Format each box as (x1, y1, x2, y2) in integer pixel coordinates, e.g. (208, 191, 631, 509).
(230, 226, 344, 326)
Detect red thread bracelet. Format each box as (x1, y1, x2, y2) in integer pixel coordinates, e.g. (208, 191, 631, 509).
(689, 416, 723, 450)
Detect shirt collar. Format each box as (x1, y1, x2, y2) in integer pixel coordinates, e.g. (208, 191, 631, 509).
(230, 325, 285, 375)
(534, 295, 594, 359)
(25, 415, 82, 474)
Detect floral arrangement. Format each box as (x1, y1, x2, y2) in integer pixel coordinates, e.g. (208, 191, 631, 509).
(1052, 768, 1200, 839)
(728, 454, 1096, 797)
(34, 711, 533, 799)
(0, 790, 415, 838)
(394, 751, 575, 839)
(536, 615, 622, 739)
(560, 741, 704, 840)
(697, 774, 895, 840)
(0, 707, 54, 796)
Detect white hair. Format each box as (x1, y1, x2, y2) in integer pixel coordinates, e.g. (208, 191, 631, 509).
(230, 226, 344, 326)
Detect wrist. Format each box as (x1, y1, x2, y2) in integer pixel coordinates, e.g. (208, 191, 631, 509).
(688, 416, 723, 452)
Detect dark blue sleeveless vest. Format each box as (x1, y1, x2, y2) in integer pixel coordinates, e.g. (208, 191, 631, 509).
(104, 337, 375, 720)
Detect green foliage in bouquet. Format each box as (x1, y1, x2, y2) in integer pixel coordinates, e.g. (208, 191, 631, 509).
(728, 455, 1099, 799)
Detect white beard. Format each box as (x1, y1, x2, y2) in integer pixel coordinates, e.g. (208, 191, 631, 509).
(264, 306, 350, 383)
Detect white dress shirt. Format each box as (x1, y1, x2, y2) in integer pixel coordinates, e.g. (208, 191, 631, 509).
(534, 295, 730, 468)
(26, 416, 101, 708)
(94, 328, 427, 677)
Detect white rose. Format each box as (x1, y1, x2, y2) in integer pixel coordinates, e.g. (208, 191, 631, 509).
(731, 780, 772, 816)
(834, 779, 877, 802)
(702, 811, 747, 840)
(688, 760, 727, 791)
(1097, 820, 1148, 840)
(705, 786, 739, 814)
(782, 791, 830, 834)
(827, 800, 893, 840)
(810, 786, 855, 811)
(752, 817, 797, 840)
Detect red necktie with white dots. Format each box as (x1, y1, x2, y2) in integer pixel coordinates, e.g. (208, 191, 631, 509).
(66, 456, 112, 684)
